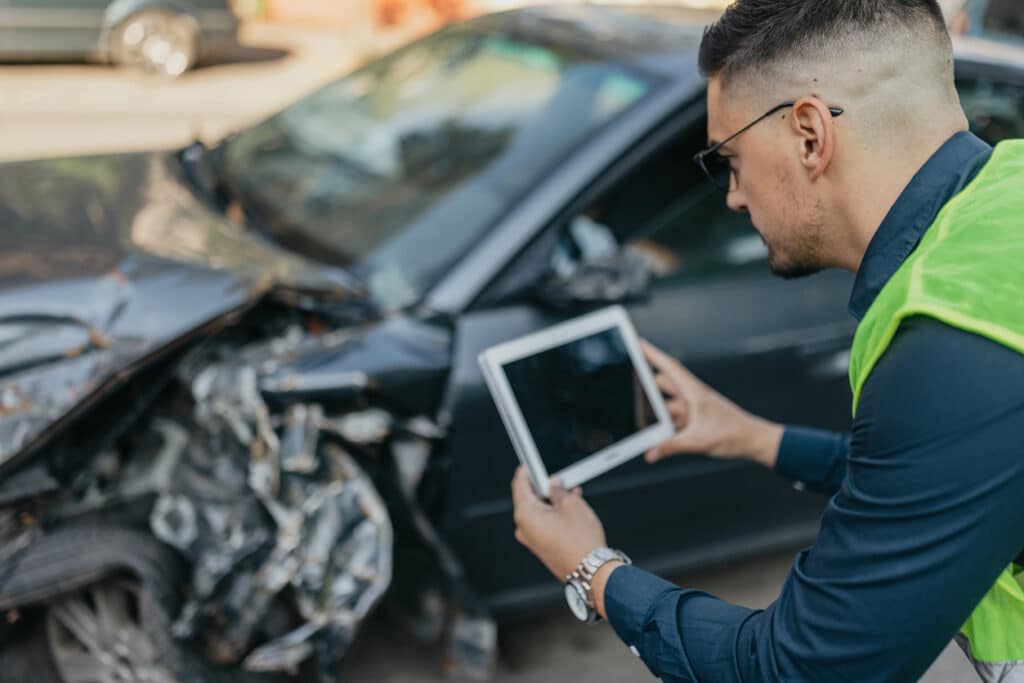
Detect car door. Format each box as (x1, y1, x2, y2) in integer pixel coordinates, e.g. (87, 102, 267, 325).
(614, 172, 855, 578)
(439, 102, 853, 612)
(0, 0, 107, 57)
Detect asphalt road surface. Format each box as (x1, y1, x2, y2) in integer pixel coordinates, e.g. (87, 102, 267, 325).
(0, 21, 978, 683)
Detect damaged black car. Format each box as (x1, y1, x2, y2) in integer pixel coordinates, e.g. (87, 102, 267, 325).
(2, 5, 1023, 682)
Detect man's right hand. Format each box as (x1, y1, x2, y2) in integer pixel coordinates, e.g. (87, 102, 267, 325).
(641, 339, 784, 469)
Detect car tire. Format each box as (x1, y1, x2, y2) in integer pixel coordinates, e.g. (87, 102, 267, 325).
(0, 579, 188, 683)
(1, 579, 289, 683)
(110, 10, 199, 78)
(0, 525, 294, 683)
(42, 579, 184, 683)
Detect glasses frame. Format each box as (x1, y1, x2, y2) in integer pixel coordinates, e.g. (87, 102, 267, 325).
(693, 101, 845, 192)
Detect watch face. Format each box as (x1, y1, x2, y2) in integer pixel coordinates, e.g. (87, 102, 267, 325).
(565, 582, 589, 621)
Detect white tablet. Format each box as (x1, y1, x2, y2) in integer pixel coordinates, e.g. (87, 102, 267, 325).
(478, 306, 673, 498)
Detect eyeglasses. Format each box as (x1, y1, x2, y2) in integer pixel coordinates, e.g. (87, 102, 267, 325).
(693, 101, 844, 193)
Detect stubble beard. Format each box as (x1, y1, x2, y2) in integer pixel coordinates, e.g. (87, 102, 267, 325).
(765, 200, 827, 280)
(763, 188, 828, 280)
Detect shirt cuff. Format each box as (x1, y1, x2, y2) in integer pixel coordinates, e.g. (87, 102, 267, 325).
(604, 565, 755, 682)
(774, 426, 850, 495)
(604, 565, 701, 681)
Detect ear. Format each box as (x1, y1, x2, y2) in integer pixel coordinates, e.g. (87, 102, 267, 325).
(789, 96, 836, 182)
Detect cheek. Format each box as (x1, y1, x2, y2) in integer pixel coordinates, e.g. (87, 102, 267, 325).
(746, 166, 796, 239)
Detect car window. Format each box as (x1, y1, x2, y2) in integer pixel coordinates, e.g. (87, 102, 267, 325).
(549, 124, 764, 284)
(957, 73, 1024, 142)
(629, 181, 766, 281)
(219, 24, 660, 311)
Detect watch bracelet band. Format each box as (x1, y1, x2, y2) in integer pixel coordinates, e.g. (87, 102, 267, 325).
(566, 547, 632, 608)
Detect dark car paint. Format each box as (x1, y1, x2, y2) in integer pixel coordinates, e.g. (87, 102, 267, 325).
(258, 315, 452, 417)
(0, 0, 238, 62)
(0, 3, 1022, 638)
(0, 150, 364, 472)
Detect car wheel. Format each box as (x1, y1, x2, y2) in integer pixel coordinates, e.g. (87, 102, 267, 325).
(110, 10, 198, 78)
(44, 580, 179, 683)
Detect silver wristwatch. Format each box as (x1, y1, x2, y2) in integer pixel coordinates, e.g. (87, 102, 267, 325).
(564, 547, 632, 623)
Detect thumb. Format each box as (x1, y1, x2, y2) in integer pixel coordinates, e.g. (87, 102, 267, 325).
(645, 431, 696, 463)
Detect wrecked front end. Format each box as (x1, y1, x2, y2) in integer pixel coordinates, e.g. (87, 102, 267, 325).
(0, 153, 492, 682)
(0, 296, 492, 682)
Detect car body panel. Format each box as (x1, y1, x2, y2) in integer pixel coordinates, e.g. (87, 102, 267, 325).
(0, 151, 358, 472)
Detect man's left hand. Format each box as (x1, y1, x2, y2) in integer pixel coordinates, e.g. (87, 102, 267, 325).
(511, 466, 607, 580)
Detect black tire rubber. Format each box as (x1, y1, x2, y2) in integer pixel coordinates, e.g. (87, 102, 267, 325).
(0, 525, 288, 683)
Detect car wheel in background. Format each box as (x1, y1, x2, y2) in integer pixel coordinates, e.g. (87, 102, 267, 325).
(110, 11, 198, 78)
(44, 580, 178, 683)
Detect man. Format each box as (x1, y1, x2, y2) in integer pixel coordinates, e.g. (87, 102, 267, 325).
(510, 1, 1024, 681)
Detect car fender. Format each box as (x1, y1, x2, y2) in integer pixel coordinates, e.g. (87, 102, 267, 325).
(0, 525, 184, 613)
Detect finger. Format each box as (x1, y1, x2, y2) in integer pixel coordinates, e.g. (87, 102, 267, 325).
(641, 339, 702, 390)
(640, 339, 676, 373)
(512, 466, 543, 508)
(655, 373, 678, 397)
(548, 478, 570, 507)
(669, 400, 690, 426)
(655, 431, 702, 462)
(645, 433, 687, 463)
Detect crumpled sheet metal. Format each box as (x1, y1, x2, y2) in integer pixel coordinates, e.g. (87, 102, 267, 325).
(22, 316, 483, 679)
(0, 149, 365, 474)
(143, 342, 399, 678)
(0, 348, 120, 466)
(0, 257, 251, 471)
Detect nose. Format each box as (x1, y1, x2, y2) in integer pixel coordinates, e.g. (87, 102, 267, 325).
(726, 185, 748, 214)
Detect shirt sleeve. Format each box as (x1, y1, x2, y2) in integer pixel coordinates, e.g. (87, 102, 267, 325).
(604, 317, 1024, 682)
(773, 426, 849, 496)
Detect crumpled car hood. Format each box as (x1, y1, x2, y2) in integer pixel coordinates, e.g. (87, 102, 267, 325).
(0, 151, 359, 471)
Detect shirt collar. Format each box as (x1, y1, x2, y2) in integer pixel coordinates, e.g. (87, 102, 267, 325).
(848, 131, 993, 320)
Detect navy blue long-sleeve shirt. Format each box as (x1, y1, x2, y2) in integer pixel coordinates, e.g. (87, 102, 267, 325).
(604, 132, 1024, 682)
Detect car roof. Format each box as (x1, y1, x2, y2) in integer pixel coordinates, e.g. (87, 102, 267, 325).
(470, 4, 716, 82)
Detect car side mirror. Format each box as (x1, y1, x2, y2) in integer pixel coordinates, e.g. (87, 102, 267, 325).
(533, 249, 652, 310)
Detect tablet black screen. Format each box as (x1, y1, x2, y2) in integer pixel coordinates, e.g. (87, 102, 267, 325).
(502, 327, 657, 474)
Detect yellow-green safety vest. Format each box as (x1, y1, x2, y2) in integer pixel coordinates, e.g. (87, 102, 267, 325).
(848, 139, 1024, 680)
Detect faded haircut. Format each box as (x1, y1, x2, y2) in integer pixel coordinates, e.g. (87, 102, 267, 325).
(699, 0, 951, 85)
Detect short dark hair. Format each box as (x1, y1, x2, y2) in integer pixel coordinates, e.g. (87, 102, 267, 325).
(699, 0, 949, 82)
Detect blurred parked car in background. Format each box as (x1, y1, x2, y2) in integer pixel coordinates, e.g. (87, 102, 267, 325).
(0, 0, 239, 76)
(949, 0, 1024, 45)
(1, 5, 1022, 682)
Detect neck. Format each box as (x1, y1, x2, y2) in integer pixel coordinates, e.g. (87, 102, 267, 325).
(835, 125, 967, 273)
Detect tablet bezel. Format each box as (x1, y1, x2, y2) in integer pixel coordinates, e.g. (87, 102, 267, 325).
(478, 305, 673, 498)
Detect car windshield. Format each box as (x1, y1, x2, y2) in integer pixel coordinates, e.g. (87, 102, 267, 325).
(219, 23, 659, 311)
